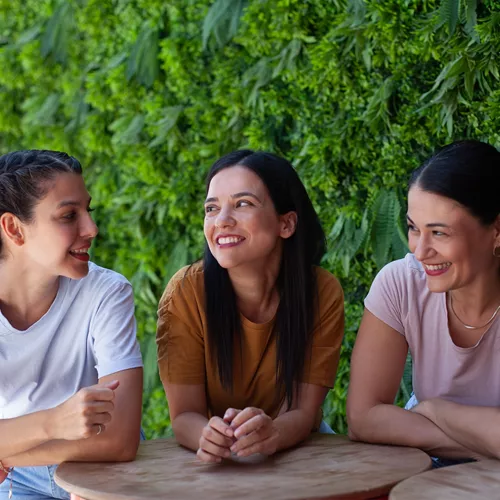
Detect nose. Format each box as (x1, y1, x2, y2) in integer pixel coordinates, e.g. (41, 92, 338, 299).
(412, 234, 433, 261)
(81, 212, 99, 239)
(215, 207, 235, 229)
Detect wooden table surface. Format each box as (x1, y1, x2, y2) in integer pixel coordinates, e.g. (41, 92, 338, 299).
(390, 458, 500, 499)
(55, 435, 431, 500)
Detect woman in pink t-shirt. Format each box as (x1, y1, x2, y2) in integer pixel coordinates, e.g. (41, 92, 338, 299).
(347, 140, 500, 463)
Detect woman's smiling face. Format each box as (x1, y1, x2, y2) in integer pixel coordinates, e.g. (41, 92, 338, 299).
(407, 186, 499, 292)
(21, 172, 98, 279)
(204, 165, 292, 270)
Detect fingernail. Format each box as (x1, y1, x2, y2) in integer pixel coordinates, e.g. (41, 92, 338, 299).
(230, 445, 236, 452)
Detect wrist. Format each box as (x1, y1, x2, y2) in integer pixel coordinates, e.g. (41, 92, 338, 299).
(41, 408, 56, 441)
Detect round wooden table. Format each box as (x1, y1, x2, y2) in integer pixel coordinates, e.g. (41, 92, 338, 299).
(390, 459, 500, 499)
(55, 435, 431, 500)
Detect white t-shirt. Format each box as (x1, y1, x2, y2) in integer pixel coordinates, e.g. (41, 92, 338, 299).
(0, 262, 143, 419)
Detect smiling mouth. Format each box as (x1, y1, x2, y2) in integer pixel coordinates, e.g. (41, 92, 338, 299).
(424, 262, 451, 271)
(69, 247, 90, 262)
(216, 236, 245, 246)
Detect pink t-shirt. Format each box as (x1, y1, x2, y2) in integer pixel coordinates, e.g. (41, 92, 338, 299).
(365, 253, 500, 406)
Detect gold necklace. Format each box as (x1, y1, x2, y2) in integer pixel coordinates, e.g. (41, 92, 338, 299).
(449, 293, 500, 330)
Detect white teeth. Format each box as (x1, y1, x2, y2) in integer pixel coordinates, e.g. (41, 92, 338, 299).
(218, 236, 243, 245)
(425, 262, 451, 271)
(70, 249, 88, 254)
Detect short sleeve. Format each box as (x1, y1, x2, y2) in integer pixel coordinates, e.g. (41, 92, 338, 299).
(364, 260, 406, 335)
(91, 282, 143, 378)
(302, 269, 345, 388)
(156, 266, 206, 385)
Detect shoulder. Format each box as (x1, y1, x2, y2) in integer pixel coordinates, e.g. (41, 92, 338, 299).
(374, 253, 426, 291)
(159, 261, 204, 311)
(314, 266, 343, 301)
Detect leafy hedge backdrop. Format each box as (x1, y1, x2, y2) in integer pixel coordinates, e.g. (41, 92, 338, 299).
(1, 0, 500, 436)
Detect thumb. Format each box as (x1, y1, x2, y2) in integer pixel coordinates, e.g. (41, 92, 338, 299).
(100, 380, 120, 391)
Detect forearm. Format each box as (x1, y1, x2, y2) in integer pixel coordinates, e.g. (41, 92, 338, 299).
(423, 399, 500, 459)
(350, 404, 478, 459)
(273, 409, 315, 453)
(3, 432, 137, 468)
(171, 412, 209, 452)
(0, 410, 53, 460)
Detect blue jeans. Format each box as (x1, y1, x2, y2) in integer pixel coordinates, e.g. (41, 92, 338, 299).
(0, 465, 69, 500)
(318, 420, 335, 434)
(0, 429, 147, 499)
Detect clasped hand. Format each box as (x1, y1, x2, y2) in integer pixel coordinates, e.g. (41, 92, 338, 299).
(197, 407, 279, 463)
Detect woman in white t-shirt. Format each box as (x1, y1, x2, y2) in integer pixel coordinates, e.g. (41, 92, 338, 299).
(347, 140, 500, 463)
(0, 150, 143, 499)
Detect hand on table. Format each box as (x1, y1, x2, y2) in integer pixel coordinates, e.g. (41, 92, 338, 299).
(48, 380, 119, 440)
(225, 407, 279, 458)
(197, 416, 235, 463)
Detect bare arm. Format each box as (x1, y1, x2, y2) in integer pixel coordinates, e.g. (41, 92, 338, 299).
(165, 382, 211, 452)
(0, 381, 117, 460)
(412, 398, 500, 459)
(2, 368, 143, 467)
(347, 309, 477, 459)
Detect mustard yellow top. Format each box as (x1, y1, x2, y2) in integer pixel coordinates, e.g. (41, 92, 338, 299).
(157, 263, 344, 423)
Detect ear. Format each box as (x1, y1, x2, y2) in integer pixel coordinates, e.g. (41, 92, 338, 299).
(0, 213, 25, 247)
(279, 211, 298, 240)
(494, 215, 500, 249)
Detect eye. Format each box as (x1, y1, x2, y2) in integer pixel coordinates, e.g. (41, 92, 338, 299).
(205, 205, 218, 214)
(433, 230, 447, 237)
(236, 200, 252, 208)
(87, 207, 95, 213)
(62, 212, 76, 221)
(407, 224, 418, 232)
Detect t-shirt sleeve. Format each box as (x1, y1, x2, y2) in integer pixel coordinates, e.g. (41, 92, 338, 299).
(91, 282, 143, 378)
(302, 269, 345, 388)
(364, 260, 405, 335)
(156, 267, 206, 385)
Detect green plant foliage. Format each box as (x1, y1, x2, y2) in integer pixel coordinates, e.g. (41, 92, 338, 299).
(0, 0, 499, 437)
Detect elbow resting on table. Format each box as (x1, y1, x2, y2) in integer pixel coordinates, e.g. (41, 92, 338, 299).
(99, 433, 140, 462)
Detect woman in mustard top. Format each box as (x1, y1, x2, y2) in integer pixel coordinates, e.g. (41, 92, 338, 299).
(157, 150, 344, 463)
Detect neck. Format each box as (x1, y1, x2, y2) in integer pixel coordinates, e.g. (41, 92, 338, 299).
(228, 251, 281, 324)
(0, 258, 60, 330)
(449, 273, 500, 323)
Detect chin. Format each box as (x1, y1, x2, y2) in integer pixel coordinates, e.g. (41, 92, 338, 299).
(425, 278, 451, 294)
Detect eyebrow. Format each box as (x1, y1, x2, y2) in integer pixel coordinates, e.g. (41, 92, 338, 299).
(406, 215, 450, 228)
(205, 192, 262, 204)
(57, 197, 92, 209)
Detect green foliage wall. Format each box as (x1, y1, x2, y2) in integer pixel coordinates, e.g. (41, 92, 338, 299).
(1, 0, 500, 435)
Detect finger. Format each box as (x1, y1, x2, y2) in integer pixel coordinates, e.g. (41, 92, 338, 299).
(82, 387, 116, 403)
(229, 407, 262, 429)
(232, 411, 267, 436)
(90, 412, 112, 426)
(197, 447, 222, 464)
(236, 435, 275, 457)
(203, 423, 234, 447)
(87, 401, 115, 413)
(199, 437, 231, 459)
(223, 408, 241, 424)
(209, 416, 234, 438)
(100, 380, 120, 390)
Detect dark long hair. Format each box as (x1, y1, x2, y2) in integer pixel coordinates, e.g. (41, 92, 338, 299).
(0, 150, 82, 258)
(409, 140, 500, 225)
(203, 150, 326, 408)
